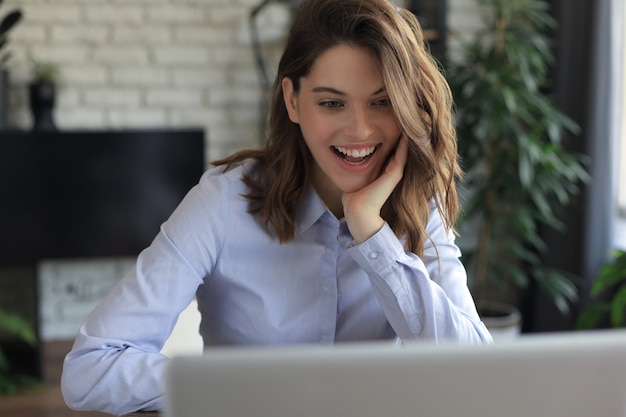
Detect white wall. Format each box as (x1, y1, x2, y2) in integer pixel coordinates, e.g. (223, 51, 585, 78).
(38, 257, 203, 355)
(448, 0, 483, 60)
(4, 0, 292, 161)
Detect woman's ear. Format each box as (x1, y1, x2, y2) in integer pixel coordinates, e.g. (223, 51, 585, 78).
(282, 77, 299, 124)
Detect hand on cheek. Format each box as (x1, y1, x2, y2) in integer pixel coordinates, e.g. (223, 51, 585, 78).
(342, 136, 409, 244)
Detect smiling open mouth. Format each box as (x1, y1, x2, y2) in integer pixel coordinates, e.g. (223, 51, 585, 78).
(332, 145, 378, 165)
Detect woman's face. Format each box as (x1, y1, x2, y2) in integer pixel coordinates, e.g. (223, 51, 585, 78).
(283, 44, 402, 209)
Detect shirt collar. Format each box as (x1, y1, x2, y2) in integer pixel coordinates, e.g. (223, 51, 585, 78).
(295, 184, 332, 235)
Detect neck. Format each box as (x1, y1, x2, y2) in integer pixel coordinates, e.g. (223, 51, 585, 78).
(311, 172, 344, 220)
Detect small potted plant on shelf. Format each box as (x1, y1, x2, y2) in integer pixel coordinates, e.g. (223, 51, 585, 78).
(576, 250, 626, 330)
(29, 61, 60, 131)
(446, 0, 589, 337)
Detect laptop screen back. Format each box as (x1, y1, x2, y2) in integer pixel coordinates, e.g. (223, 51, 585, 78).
(164, 330, 626, 417)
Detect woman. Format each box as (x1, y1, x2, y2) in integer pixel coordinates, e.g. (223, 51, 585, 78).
(62, 0, 492, 414)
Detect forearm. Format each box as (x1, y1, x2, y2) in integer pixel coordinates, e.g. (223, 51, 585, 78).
(366, 262, 491, 343)
(61, 236, 205, 415)
(349, 223, 492, 344)
(62, 332, 168, 415)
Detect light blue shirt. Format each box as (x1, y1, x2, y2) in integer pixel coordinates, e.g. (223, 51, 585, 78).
(61, 162, 492, 415)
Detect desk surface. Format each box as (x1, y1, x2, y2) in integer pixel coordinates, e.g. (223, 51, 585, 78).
(0, 385, 110, 417)
(0, 384, 162, 417)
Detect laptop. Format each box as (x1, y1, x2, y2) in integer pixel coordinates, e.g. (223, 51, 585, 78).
(164, 330, 626, 417)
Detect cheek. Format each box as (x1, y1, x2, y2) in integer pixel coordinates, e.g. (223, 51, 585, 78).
(385, 115, 402, 138)
(299, 112, 339, 147)
(380, 120, 402, 151)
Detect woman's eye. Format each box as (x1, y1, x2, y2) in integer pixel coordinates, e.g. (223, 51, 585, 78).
(320, 100, 343, 109)
(372, 98, 391, 106)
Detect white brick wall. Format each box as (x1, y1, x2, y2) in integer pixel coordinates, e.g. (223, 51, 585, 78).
(38, 257, 135, 340)
(38, 257, 204, 356)
(448, 0, 485, 61)
(3, 0, 292, 160)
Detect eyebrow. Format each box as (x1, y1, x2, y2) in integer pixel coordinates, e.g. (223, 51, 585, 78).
(311, 86, 386, 96)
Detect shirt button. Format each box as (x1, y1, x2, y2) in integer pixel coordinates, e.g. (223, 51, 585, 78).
(369, 251, 379, 260)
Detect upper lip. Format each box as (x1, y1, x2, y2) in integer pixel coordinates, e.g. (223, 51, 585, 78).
(333, 145, 378, 158)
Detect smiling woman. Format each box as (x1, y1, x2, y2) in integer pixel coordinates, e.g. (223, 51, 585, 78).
(60, 0, 491, 415)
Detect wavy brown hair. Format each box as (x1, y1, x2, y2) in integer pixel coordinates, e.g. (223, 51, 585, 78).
(214, 0, 461, 257)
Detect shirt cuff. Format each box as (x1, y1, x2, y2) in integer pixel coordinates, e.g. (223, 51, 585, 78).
(347, 223, 406, 275)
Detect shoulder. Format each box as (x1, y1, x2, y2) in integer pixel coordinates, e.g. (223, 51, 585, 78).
(425, 198, 452, 237)
(198, 160, 257, 197)
(164, 160, 257, 229)
(160, 160, 258, 259)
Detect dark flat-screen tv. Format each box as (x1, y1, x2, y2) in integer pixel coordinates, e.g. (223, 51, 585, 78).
(0, 129, 205, 264)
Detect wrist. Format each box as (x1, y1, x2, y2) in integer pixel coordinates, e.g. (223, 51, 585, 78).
(347, 215, 384, 245)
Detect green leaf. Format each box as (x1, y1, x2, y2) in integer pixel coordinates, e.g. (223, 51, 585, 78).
(0, 310, 36, 346)
(502, 87, 518, 112)
(591, 250, 626, 296)
(0, 10, 21, 38)
(611, 285, 626, 327)
(608, 249, 626, 271)
(575, 303, 610, 330)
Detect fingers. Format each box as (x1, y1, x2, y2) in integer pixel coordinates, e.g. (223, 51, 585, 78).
(396, 135, 409, 168)
(342, 135, 409, 243)
(383, 135, 409, 183)
(355, 135, 408, 209)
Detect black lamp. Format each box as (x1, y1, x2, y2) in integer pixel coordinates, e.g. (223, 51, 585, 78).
(249, 0, 300, 141)
(249, 0, 299, 92)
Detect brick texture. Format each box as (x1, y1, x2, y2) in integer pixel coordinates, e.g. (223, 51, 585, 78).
(3, 0, 290, 160)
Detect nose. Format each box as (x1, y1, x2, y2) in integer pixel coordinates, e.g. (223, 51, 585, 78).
(345, 106, 375, 140)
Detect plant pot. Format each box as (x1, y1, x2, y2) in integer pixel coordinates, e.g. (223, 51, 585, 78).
(29, 82, 57, 131)
(478, 300, 522, 342)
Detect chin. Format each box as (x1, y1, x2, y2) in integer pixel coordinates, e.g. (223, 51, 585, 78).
(334, 178, 374, 194)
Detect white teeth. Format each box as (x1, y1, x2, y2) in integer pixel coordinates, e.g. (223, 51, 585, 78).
(334, 145, 376, 158)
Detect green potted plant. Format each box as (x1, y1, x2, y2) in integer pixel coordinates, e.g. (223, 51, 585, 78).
(0, 0, 22, 128)
(576, 250, 626, 330)
(446, 0, 589, 336)
(0, 309, 37, 395)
